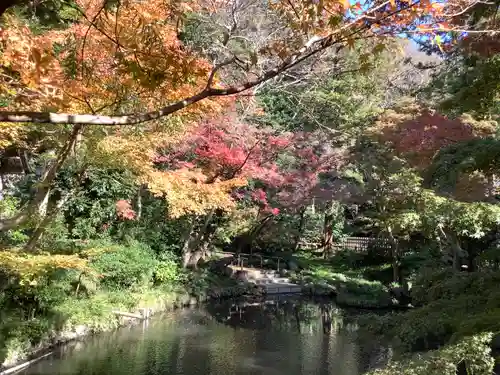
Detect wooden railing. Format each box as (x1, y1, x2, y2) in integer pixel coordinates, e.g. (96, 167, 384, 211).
(298, 236, 394, 253)
(216, 251, 285, 271)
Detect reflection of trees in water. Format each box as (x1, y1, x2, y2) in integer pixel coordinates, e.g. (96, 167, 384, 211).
(205, 296, 353, 335)
(205, 296, 390, 375)
(25, 300, 391, 375)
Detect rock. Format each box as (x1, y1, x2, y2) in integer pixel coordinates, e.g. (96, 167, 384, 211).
(209, 256, 235, 275)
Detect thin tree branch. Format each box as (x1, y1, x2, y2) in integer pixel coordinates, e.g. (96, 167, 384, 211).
(0, 0, 434, 126)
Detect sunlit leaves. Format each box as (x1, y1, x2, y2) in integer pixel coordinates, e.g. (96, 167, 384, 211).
(368, 333, 494, 375)
(367, 99, 497, 171)
(0, 250, 92, 285)
(147, 169, 247, 218)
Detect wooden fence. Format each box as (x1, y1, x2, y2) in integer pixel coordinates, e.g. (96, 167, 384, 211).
(298, 236, 394, 253)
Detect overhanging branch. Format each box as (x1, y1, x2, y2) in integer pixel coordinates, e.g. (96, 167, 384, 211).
(0, 33, 343, 125)
(0, 0, 425, 126)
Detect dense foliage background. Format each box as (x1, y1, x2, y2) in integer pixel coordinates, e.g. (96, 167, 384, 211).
(1, 0, 500, 373)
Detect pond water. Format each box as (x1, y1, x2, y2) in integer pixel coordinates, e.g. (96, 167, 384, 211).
(20, 296, 390, 375)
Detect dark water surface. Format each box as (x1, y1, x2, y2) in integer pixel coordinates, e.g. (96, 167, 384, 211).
(21, 297, 390, 375)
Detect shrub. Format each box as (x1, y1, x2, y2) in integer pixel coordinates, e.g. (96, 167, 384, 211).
(154, 252, 185, 285)
(367, 333, 494, 375)
(91, 241, 157, 290)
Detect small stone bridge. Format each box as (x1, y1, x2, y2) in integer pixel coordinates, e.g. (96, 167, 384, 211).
(215, 251, 302, 295)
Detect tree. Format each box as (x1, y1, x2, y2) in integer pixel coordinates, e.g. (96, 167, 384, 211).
(0, 0, 491, 126)
(365, 99, 498, 202)
(0, 0, 495, 236)
(152, 111, 291, 265)
(418, 0, 500, 119)
(427, 137, 500, 201)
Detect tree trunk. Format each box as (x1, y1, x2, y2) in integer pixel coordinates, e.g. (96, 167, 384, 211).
(19, 149, 31, 174)
(136, 186, 143, 220)
(387, 226, 400, 284)
(322, 209, 334, 259)
(24, 167, 86, 251)
(23, 192, 72, 251)
(293, 207, 306, 251)
(438, 227, 464, 272)
(181, 220, 197, 268)
(0, 125, 84, 232)
(183, 210, 216, 269)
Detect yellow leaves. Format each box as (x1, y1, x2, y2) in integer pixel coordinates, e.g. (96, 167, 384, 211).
(0, 122, 25, 149)
(0, 250, 92, 285)
(95, 125, 247, 218)
(146, 169, 248, 218)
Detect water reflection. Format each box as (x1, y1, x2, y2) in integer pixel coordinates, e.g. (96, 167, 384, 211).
(21, 297, 390, 375)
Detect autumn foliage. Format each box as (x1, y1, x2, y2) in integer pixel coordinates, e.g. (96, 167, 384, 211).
(367, 101, 497, 170)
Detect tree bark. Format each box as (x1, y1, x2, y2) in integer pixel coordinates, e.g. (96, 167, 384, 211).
(183, 210, 216, 268)
(0, 124, 84, 232)
(135, 185, 143, 220)
(181, 220, 196, 267)
(322, 204, 334, 258)
(438, 226, 464, 271)
(24, 167, 86, 251)
(24, 192, 71, 251)
(293, 207, 307, 251)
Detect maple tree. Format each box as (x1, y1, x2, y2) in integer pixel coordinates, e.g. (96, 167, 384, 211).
(151, 111, 291, 265)
(364, 99, 498, 202)
(366, 99, 497, 170)
(0, 0, 492, 126)
(0, 0, 492, 236)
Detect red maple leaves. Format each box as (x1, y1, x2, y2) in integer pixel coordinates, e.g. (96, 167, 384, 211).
(153, 112, 344, 216)
(115, 200, 136, 220)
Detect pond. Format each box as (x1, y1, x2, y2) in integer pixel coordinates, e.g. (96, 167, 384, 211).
(20, 296, 391, 375)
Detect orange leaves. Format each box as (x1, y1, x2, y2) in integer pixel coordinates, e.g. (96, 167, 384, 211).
(0, 0, 220, 119)
(0, 16, 66, 110)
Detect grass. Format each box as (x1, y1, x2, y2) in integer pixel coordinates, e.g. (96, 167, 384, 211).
(292, 251, 394, 308)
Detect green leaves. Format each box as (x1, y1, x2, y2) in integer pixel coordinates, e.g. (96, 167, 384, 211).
(367, 333, 494, 375)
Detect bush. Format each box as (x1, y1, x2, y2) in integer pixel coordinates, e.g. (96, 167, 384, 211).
(366, 333, 494, 375)
(154, 252, 185, 285)
(91, 241, 157, 290)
